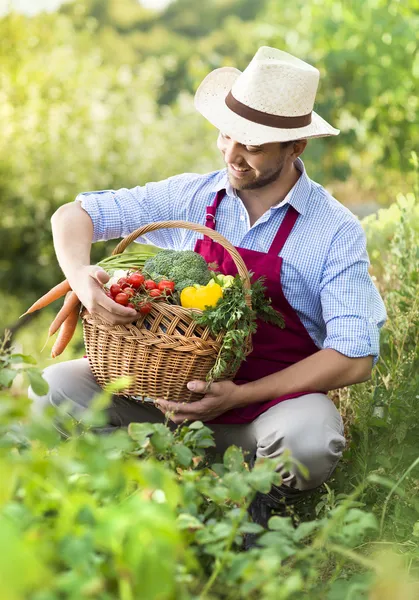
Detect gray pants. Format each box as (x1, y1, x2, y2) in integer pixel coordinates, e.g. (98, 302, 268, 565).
(29, 358, 345, 492)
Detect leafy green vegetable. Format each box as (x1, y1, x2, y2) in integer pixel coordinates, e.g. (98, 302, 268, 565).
(193, 274, 284, 381)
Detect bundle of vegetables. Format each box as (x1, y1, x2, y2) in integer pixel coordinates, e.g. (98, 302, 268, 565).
(23, 246, 284, 384)
(102, 252, 284, 382)
(104, 270, 176, 315)
(21, 244, 161, 357)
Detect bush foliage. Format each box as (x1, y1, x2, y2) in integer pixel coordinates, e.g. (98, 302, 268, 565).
(1, 187, 418, 599)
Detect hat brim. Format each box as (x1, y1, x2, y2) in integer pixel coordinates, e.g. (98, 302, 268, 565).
(194, 67, 340, 145)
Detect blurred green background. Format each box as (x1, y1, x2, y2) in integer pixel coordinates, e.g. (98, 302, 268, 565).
(0, 0, 418, 365)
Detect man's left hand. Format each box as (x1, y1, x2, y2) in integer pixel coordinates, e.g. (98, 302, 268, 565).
(155, 380, 241, 424)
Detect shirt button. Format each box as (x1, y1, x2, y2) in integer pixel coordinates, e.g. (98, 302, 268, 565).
(240, 215, 245, 221)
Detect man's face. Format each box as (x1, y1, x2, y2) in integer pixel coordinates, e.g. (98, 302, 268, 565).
(217, 132, 290, 191)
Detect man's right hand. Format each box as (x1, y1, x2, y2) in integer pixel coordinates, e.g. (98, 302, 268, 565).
(72, 265, 138, 325)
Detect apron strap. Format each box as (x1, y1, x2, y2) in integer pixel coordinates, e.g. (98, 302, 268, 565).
(204, 190, 226, 231)
(269, 205, 300, 256)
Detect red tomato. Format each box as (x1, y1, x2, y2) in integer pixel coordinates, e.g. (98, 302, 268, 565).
(139, 302, 152, 314)
(157, 280, 175, 293)
(149, 289, 162, 298)
(110, 284, 122, 297)
(127, 273, 145, 289)
(117, 277, 130, 290)
(144, 280, 157, 290)
(114, 292, 129, 306)
(128, 302, 137, 310)
(123, 287, 135, 298)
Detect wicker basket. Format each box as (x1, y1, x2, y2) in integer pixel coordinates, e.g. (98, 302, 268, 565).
(82, 221, 253, 402)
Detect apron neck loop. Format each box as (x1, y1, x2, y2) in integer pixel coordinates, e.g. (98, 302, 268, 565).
(269, 205, 300, 255)
(205, 190, 225, 230)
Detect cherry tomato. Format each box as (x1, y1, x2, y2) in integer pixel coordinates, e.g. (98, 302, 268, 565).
(127, 272, 145, 289)
(157, 280, 175, 294)
(110, 284, 122, 297)
(123, 287, 135, 298)
(105, 289, 113, 298)
(114, 292, 129, 306)
(117, 277, 130, 290)
(144, 280, 157, 290)
(128, 302, 137, 310)
(139, 302, 152, 314)
(149, 289, 162, 298)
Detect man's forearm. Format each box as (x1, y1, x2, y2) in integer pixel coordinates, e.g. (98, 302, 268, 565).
(235, 349, 373, 408)
(51, 202, 94, 286)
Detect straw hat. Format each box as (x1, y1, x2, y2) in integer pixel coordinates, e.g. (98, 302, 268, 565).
(194, 46, 339, 145)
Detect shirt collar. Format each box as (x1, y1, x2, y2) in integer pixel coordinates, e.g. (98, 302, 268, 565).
(211, 157, 311, 216)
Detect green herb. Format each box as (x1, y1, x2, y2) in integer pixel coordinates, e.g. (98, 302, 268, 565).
(192, 274, 284, 381)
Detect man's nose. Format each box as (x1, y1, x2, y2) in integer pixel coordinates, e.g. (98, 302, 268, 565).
(224, 140, 243, 165)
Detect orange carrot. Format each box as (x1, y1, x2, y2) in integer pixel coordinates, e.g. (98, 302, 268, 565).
(48, 291, 80, 337)
(21, 279, 71, 317)
(51, 302, 81, 358)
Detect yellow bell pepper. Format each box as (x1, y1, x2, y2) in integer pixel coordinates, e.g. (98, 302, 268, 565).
(180, 282, 223, 310)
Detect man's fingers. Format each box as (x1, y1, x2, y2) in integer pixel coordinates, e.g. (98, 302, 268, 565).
(98, 296, 137, 319)
(187, 380, 214, 394)
(155, 399, 194, 424)
(92, 267, 110, 285)
(156, 399, 191, 414)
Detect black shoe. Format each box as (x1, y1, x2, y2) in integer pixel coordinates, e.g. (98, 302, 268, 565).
(243, 485, 308, 551)
(243, 491, 287, 550)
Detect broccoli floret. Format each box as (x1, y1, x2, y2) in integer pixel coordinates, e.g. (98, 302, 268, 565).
(143, 249, 212, 291)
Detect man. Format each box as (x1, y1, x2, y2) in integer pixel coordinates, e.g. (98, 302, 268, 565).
(30, 47, 386, 528)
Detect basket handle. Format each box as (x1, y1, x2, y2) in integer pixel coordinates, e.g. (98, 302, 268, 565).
(111, 220, 252, 305)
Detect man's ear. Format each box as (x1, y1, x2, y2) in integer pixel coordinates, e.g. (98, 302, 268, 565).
(291, 139, 308, 159)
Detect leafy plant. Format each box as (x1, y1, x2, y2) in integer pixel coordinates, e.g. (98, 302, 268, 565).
(0, 331, 48, 397)
(193, 274, 284, 380)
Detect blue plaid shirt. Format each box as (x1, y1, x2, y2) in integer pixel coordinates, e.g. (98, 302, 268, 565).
(77, 159, 386, 362)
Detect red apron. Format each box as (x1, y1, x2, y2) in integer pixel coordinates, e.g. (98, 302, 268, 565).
(194, 190, 321, 424)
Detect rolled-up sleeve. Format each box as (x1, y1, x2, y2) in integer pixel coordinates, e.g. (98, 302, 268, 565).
(75, 177, 181, 243)
(320, 219, 387, 363)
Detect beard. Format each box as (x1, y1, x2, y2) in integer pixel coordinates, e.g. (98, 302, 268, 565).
(227, 161, 285, 191)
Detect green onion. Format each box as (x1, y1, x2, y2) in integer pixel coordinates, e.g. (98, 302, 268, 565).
(98, 243, 161, 271)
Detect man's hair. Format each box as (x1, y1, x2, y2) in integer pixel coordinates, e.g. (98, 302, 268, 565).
(280, 140, 296, 149)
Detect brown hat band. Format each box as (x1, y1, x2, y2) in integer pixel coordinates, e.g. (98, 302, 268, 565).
(225, 91, 312, 129)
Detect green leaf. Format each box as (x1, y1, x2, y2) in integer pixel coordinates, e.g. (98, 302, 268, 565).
(268, 516, 295, 535)
(223, 445, 245, 472)
(247, 470, 278, 494)
(0, 368, 17, 389)
(177, 513, 204, 530)
(104, 377, 133, 394)
(26, 369, 49, 396)
(239, 522, 265, 534)
(293, 520, 322, 541)
(9, 354, 37, 365)
(128, 422, 156, 443)
(188, 421, 204, 430)
(172, 444, 193, 467)
(151, 427, 173, 453)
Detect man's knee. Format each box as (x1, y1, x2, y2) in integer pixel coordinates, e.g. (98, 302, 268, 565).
(28, 363, 63, 415)
(286, 426, 345, 488)
(28, 358, 100, 419)
(256, 416, 346, 490)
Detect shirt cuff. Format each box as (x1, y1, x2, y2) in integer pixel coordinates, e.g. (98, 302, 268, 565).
(322, 315, 381, 365)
